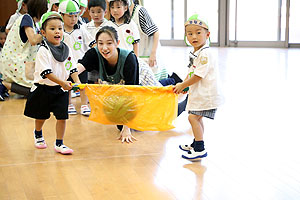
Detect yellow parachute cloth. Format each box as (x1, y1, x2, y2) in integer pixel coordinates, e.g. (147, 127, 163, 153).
(84, 84, 178, 131)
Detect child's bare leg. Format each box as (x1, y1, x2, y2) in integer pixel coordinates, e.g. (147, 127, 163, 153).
(80, 89, 91, 116)
(35, 119, 46, 131)
(56, 119, 66, 140)
(80, 89, 88, 105)
(188, 114, 204, 141)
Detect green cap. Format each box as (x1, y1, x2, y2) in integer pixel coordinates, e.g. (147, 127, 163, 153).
(41, 11, 63, 28)
(58, 0, 80, 14)
(185, 14, 209, 30)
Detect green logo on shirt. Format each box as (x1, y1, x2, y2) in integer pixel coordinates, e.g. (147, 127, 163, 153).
(73, 42, 82, 50)
(65, 61, 72, 71)
(126, 36, 134, 44)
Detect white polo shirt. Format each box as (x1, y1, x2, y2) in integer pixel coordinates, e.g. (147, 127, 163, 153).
(105, 20, 140, 52)
(84, 19, 108, 39)
(33, 42, 77, 87)
(186, 44, 224, 111)
(63, 24, 95, 62)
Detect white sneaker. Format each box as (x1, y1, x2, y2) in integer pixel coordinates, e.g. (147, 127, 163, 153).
(54, 143, 73, 154)
(34, 136, 47, 149)
(179, 144, 193, 152)
(68, 104, 77, 115)
(182, 149, 207, 160)
(71, 90, 76, 98)
(81, 105, 91, 116)
(71, 90, 80, 98)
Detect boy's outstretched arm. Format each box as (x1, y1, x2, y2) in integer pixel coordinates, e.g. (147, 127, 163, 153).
(45, 73, 72, 91)
(173, 74, 201, 94)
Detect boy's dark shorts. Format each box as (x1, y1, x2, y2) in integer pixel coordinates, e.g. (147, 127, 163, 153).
(24, 84, 69, 120)
(188, 109, 217, 120)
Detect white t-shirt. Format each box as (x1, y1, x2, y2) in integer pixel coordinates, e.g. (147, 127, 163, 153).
(105, 20, 140, 52)
(186, 45, 223, 111)
(33, 43, 77, 87)
(63, 24, 95, 62)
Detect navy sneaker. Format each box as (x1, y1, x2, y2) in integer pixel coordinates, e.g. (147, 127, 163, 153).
(0, 79, 7, 101)
(182, 149, 207, 160)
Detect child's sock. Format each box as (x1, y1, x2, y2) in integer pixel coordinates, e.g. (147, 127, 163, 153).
(190, 139, 195, 148)
(34, 130, 43, 139)
(194, 140, 205, 152)
(56, 139, 63, 147)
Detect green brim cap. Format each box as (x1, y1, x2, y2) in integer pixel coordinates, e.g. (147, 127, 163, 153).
(41, 11, 63, 28)
(58, 0, 80, 14)
(185, 14, 209, 30)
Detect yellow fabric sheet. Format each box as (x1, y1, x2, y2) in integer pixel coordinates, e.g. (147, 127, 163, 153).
(85, 84, 178, 131)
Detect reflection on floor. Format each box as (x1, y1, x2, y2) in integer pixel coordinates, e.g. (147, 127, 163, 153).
(0, 46, 300, 200)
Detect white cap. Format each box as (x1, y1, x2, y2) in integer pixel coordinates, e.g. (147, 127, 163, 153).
(58, 0, 80, 14)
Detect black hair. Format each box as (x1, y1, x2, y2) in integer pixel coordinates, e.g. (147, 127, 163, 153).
(23, 0, 29, 4)
(133, 0, 140, 5)
(0, 26, 5, 33)
(109, 0, 130, 24)
(41, 17, 63, 30)
(27, 0, 48, 20)
(88, 0, 106, 10)
(95, 26, 118, 42)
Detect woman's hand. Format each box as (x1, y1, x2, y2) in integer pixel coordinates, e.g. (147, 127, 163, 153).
(118, 125, 137, 143)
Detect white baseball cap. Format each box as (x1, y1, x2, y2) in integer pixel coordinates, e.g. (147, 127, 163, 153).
(58, 0, 80, 14)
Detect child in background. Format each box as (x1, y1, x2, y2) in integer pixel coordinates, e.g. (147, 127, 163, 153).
(173, 14, 223, 160)
(5, 0, 28, 34)
(78, 0, 89, 24)
(24, 11, 80, 154)
(84, 0, 108, 83)
(106, 0, 140, 55)
(47, 0, 59, 12)
(84, 0, 108, 39)
(59, 0, 95, 115)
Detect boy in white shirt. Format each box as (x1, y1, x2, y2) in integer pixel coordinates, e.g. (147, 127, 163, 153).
(174, 14, 223, 160)
(24, 11, 80, 154)
(84, 0, 108, 39)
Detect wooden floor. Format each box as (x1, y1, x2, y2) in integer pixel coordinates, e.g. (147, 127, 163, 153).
(1, 47, 300, 200)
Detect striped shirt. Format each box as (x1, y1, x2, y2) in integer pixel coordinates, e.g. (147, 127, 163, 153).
(135, 5, 158, 36)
